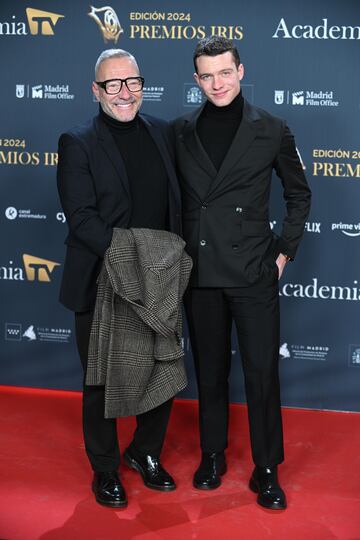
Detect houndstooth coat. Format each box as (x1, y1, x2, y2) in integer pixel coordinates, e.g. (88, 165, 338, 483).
(85, 228, 192, 418)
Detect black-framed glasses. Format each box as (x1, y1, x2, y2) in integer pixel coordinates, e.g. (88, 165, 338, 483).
(96, 77, 145, 94)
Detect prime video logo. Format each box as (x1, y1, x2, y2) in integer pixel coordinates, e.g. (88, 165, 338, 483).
(331, 222, 360, 237)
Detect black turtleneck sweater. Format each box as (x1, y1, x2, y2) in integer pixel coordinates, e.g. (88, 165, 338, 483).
(100, 106, 169, 229)
(197, 92, 244, 171)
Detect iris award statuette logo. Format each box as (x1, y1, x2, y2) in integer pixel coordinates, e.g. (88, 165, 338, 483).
(88, 6, 123, 43)
(25, 8, 64, 35)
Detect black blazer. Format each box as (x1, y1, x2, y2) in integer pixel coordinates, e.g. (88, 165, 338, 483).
(57, 113, 181, 312)
(173, 99, 311, 287)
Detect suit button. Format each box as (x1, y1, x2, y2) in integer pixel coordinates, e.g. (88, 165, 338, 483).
(235, 207, 243, 213)
(200, 240, 206, 247)
(201, 204, 207, 210)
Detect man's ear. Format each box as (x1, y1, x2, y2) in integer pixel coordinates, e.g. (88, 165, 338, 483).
(92, 81, 100, 102)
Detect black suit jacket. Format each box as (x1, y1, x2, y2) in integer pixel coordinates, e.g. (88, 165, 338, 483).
(173, 99, 311, 287)
(57, 113, 181, 312)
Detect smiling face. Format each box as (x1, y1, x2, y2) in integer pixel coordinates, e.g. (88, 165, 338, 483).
(92, 56, 143, 122)
(194, 51, 244, 107)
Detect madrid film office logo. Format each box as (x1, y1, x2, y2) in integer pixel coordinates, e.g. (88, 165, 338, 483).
(0, 255, 60, 282)
(275, 90, 305, 106)
(274, 89, 339, 107)
(88, 5, 123, 43)
(15, 84, 43, 99)
(274, 90, 304, 105)
(0, 8, 64, 36)
(15, 80, 75, 100)
(16, 83, 74, 100)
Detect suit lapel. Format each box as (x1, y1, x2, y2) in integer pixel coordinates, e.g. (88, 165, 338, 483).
(205, 100, 259, 197)
(94, 115, 131, 198)
(182, 105, 218, 179)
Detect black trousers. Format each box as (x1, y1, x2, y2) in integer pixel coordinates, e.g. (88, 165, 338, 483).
(185, 278, 284, 468)
(75, 310, 173, 472)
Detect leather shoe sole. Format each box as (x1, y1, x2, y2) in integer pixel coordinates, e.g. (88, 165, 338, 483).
(124, 451, 176, 492)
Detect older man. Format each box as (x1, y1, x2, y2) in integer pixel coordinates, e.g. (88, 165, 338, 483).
(57, 49, 184, 507)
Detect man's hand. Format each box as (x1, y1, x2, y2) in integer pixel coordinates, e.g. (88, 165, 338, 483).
(276, 253, 289, 280)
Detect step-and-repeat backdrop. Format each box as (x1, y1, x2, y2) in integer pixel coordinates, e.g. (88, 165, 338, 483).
(1, 0, 359, 411)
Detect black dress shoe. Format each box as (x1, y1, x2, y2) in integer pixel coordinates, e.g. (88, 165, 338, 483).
(249, 466, 287, 510)
(123, 447, 176, 491)
(92, 471, 128, 508)
(193, 451, 227, 490)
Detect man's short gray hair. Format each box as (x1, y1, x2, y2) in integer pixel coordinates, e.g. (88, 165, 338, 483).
(94, 49, 139, 78)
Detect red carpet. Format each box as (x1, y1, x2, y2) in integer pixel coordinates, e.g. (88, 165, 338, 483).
(0, 385, 359, 540)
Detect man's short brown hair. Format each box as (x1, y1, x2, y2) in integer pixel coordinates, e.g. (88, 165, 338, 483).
(193, 35, 241, 72)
